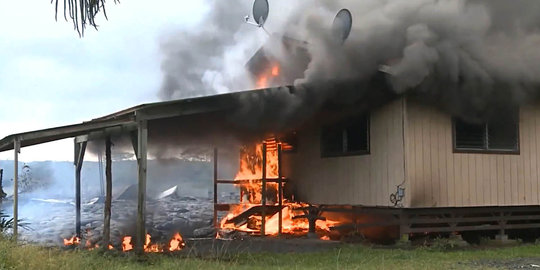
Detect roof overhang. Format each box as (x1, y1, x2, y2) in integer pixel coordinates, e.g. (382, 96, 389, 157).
(0, 87, 292, 153)
(0, 116, 136, 152)
(0, 78, 394, 153)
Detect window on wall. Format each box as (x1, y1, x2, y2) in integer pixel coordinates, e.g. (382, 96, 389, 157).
(453, 109, 519, 153)
(321, 114, 370, 157)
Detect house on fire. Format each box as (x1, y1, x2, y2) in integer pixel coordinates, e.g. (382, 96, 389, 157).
(2, 78, 540, 244)
(2, 36, 540, 247)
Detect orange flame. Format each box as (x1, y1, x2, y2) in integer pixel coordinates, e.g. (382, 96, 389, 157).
(122, 236, 133, 252)
(168, 232, 185, 251)
(64, 232, 185, 252)
(63, 236, 80, 246)
(143, 234, 162, 253)
(257, 76, 268, 88)
(256, 64, 280, 88)
(271, 65, 279, 76)
(219, 138, 342, 239)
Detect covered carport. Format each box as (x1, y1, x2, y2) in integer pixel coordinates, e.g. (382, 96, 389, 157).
(0, 89, 249, 252)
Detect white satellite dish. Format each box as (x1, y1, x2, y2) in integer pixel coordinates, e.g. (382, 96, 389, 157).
(245, 0, 269, 27)
(253, 0, 269, 26)
(332, 9, 353, 43)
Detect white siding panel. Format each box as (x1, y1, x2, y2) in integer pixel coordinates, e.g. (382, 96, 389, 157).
(289, 99, 405, 205)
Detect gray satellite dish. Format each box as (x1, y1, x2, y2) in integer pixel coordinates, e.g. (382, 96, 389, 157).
(332, 9, 353, 43)
(253, 0, 269, 26)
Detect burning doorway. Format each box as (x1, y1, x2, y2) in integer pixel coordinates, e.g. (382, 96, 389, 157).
(214, 136, 343, 240)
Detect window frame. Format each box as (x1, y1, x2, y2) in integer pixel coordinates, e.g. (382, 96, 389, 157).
(452, 114, 520, 155)
(320, 114, 370, 158)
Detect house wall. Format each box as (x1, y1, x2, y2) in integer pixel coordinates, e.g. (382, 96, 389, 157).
(404, 99, 540, 207)
(283, 99, 406, 206)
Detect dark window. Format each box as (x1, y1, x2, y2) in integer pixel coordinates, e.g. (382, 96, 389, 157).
(279, 132, 298, 153)
(453, 110, 519, 153)
(321, 115, 369, 157)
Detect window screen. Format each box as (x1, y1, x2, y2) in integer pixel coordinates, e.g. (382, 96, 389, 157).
(321, 115, 370, 157)
(454, 121, 486, 149)
(454, 110, 519, 152)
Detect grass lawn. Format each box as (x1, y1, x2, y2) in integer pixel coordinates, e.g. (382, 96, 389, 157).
(2, 237, 540, 270)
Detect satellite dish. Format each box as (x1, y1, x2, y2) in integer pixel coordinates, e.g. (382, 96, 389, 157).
(253, 0, 269, 26)
(332, 9, 353, 43)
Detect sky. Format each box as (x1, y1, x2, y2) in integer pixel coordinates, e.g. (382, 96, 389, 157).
(0, 1, 209, 161)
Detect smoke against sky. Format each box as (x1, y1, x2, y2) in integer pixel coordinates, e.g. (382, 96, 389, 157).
(158, 0, 302, 100)
(159, 0, 259, 100)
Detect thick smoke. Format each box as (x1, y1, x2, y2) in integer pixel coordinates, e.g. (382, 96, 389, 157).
(290, 0, 540, 118)
(159, 0, 264, 99)
(159, 0, 540, 120)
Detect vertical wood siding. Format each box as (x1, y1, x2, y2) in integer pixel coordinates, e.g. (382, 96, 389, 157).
(405, 100, 540, 207)
(284, 100, 405, 206)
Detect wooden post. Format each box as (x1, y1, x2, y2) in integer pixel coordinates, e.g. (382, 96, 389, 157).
(103, 137, 112, 249)
(213, 148, 218, 228)
(277, 143, 283, 236)
(0, 169, 4, 200)
(135, 120, 148, 253)
(75, 141, 87, 238)
(13, 138, 20, 240)
(261, 142, 267, 237)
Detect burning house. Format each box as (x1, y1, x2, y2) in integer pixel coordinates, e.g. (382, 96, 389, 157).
(1, 72, 540, 246)
(1, 0, 540, 251)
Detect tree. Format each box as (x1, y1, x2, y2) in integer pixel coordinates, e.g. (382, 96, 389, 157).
(52, 0, 118, 36)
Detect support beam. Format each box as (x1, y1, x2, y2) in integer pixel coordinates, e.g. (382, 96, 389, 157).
(135, 120, 148, 253)
(75, 141, 87, 238)
(261, 142, 267, 237)
(277, 144, 283, 236)
(213, 148, 218, 228)
(103, 137, 112, 249)
(13, 138, 20, 240)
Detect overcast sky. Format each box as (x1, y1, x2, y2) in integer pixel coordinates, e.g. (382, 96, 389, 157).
(0, 1, 209, 161)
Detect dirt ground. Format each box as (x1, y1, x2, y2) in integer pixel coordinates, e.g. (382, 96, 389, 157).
(467, 258, 540, 269)
(183, 237, 343, 257)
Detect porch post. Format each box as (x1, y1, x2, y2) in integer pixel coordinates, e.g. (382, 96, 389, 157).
(75, 141, 87, 238)
(13, 138, 20, 240)
(277, 143, 283, 236)
(135, 120, 148, 253)
(213, 148, 218, 228)
(103, 137, 112, 249)
(261, 142, 267, 237)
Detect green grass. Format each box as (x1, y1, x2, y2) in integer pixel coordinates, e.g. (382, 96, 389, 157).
(1, 237, 540, 270)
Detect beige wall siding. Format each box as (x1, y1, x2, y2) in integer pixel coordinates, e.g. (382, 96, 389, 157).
(284, 99, 406, 206)
(405, 99, 540, 207)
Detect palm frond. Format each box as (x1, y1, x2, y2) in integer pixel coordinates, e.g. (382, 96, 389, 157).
(52, 0, 119, 36)
(0, 209, 31, 233)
